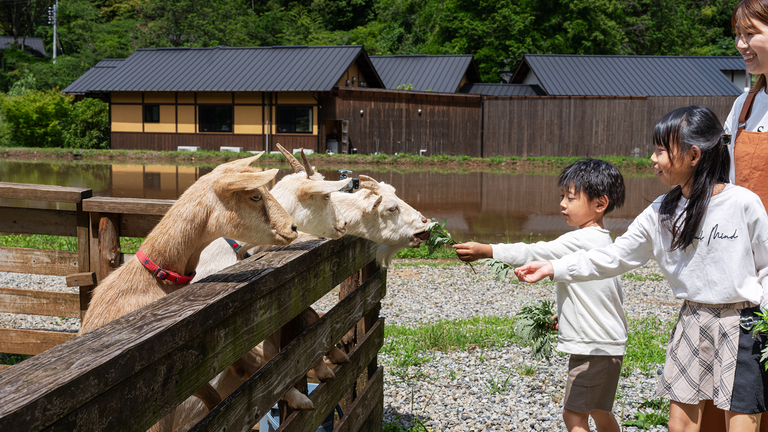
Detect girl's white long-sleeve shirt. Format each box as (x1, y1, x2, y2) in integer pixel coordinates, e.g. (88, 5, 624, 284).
(492, 226, 627, 356)
(552, 184, 768, 309)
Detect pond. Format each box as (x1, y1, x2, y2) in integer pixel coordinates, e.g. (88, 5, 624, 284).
(0, 159, 671, 244)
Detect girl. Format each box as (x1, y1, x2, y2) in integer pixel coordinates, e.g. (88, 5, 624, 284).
(515, 105, 768, 431)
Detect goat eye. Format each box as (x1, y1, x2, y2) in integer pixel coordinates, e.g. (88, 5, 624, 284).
(389, 206, 398, 212)
(324, 194, 330, 200)
(251, 195, 262, 202)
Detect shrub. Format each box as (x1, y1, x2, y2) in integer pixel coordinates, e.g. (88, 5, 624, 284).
(0, 89, 73, 148)
(63, 98, 110, 149)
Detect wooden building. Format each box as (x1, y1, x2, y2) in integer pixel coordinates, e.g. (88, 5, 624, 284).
(63, 46, 384, 153)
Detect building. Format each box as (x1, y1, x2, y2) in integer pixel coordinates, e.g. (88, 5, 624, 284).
(369, 54, 481, 93)
(0, 36, 47, 58)
(63, 45, 383, 152)
(510, 54, 748, 96)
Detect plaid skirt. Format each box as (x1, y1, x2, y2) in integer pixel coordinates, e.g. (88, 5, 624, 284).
(656, 300, 768, 414)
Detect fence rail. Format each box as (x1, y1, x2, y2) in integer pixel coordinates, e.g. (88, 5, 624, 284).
(0, 182, 384, 431)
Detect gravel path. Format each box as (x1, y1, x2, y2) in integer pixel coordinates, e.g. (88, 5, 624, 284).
(0, 261, 677, 432)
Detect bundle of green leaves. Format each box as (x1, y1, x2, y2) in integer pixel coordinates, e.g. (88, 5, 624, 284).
(425, 221, 475, 273)
(750, 309, 768, 371)
(515, 299, 558, 361)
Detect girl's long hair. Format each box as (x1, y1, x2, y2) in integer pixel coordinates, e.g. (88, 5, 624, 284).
(733, 0, 768, 92)
(656, 106, 730, 251)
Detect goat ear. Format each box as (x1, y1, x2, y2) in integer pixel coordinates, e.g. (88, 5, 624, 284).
(365, 195, 383, 213)
(299, 179, 350, 198)
(215, 169, 279, 195)
(277, 143, 305, 174)
(300, 150, 315, 178)
(226, 152, 264, 167)
(359, 175, 380, 194)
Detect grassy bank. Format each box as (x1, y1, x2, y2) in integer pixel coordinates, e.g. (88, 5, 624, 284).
(0, 147, 656, 175)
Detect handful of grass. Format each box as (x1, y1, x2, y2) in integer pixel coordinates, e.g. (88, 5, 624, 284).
(515, 299, 557, 361)
(749, 309, 768, 370)
(425, 221, 476, 273)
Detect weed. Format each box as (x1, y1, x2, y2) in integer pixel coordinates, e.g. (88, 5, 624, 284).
(515, 300, 557, 360)
(518, 363, 537, 376)
(448, 369, 457, 380)
(485, 369, 513, 394)
(623, 315, 671, 376)
(622, 398, 670, 429)
(622, 271, 665, 282)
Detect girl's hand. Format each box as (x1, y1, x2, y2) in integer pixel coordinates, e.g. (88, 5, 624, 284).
(514, 261, 554, 283)
(453, 242, 493, 262)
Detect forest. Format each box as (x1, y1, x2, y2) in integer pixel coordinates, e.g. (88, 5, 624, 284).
(0, 0, 745, 148)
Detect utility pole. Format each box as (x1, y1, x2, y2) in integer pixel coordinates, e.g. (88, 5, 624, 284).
(47, 0, 58, 63)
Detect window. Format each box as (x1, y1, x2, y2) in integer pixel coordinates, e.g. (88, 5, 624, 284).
(144, 105, 160, 123)
(276, 106, 313, 133)
(199, 105, 233, 132)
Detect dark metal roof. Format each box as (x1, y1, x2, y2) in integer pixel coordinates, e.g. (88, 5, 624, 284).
(0, 36, 47, 57)
(63, 45, 383, 95)
(459, 83, 545, 96)
(369, 55, 481, 93)
(510, 54, 745, 96)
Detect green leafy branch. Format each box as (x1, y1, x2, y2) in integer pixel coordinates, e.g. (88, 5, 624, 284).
(425, 220, 475, 274)
(515, 299, 557, 361)
(750, 309, 768, 370)
(477, 258, 512, 281)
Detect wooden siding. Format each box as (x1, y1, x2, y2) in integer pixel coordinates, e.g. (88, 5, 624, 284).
(322, 87, 483, 156)
(111, 132, 266, 151)
(482, 95, 738, 157)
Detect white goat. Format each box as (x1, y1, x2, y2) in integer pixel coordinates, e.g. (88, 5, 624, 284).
(78, 153, 298, 432)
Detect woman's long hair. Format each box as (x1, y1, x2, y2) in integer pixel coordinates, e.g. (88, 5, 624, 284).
(656, 106, 730, 251)
(733, 0, 768, 92)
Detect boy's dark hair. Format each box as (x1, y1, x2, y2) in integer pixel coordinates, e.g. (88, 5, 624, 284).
(557, 159, 626, 214)
(655, 105, 730, 251)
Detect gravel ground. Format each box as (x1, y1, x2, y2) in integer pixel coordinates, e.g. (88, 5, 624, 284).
(0, 261, 678, 431)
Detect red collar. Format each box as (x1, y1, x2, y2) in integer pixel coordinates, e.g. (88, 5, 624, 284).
(136, 248, 196, 284)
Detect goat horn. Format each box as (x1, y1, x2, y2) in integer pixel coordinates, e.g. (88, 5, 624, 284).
(276, 143, 305, 174)
(358, 175, 380, 193)
(300, 150, 315, 177)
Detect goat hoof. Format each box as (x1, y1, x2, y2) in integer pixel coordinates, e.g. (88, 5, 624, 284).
(314, 364, 336, 382)
(327, 347, 350, 364)
(284, 387, 315, 410)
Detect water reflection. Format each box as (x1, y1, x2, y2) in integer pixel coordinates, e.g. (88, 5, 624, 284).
(0, 159, 670, 243)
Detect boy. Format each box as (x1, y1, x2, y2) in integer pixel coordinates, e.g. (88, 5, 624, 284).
(453, 158, 627, 432)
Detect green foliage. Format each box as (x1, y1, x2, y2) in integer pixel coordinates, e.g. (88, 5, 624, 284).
(624, 315, 672, 375)
(396, 83, 414, 90)
(477, 258, 512, 281)
(623, 398, 670, 429)
(63, 98, 110, 149)
(0, 89, 73, 148)
(514, 299, 557, 361)
(424, 220, 456, 255)
(384, 316, 521, 353)
(0, 233, 143, 253)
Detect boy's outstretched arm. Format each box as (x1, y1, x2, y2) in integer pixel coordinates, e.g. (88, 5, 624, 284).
(453, 242, 493, 262)
(514, 261, 554, 283)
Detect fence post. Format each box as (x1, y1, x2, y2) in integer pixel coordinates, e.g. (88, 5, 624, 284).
(278, 311, 309, 422)
(89, 212, 121, 285)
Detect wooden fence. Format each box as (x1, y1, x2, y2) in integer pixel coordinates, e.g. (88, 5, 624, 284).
(0, 183, 384, 432)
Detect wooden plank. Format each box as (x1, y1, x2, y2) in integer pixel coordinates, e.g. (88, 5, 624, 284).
(0, 183, 91, 204)
(0, 247, 78, 276)
(82, 197, 174, 216)
(333, 367, 384, 432)
(0, 208, 77, 237)
(0, 236, 376, 432)
(0, 287, 80, 318)
(0, 329, 76, 355)
(0, 365, 11, 371)
(274, 325, 384, 432)
(120, 214, 164, 238)
(189, 272, 386, 432)
(65, 273, 96, 288)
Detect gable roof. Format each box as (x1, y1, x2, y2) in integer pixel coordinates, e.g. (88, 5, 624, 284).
(63, 45, 383, 95)
(369, 55, 481, 93)
(459, 83, 545, 96)
(510, 54, 745, 96)
(0, 36, 47, 58)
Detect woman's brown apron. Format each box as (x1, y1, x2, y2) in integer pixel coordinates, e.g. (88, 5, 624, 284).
(735, 89, 768, 210)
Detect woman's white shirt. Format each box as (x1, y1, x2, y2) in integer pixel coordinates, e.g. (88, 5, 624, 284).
(724, 89, 768, 183)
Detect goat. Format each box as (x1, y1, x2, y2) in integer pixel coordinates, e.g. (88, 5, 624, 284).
(78, 153, 298, 432)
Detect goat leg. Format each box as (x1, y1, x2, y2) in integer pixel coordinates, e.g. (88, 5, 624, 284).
(193, 383, 222, 412)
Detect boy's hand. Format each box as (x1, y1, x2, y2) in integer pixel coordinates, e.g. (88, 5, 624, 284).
(514, 261, 554, 283)
(453, 242, 493, 262)
(547, 313, 559, 331)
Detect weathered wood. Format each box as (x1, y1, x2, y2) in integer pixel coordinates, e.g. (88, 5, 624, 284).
(0, 365, 11, 371)
(0, 247, 78, 276)
(0, 236, 376, 432)
(0, 207, 77, 237)
(0, 287, 80, 318)
(189, 271, 386, 432)
(278, 311, 308, 423)
(76, 201, 92, 319)
(0, 329, 76, 356)
(275, 324, 384, 432)
(82, 197, 174, 216)
(65, 272, 96, 288)
(120, 213, 164, 238)
(0, 183, 91, 204)
(333, 366, 384, 432)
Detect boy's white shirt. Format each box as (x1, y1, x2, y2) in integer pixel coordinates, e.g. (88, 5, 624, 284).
(551, 184, 768, 309)
(492, 226, 627, 356)
(723, 88, 768, 184)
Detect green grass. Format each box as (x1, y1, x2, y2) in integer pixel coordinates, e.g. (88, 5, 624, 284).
(0, 233, 144, 253)
(623, 315, 672, 375)
(623, 270, 666, 282)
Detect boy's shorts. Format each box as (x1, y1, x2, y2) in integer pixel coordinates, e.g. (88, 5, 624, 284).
(563, 354, 623, 413)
